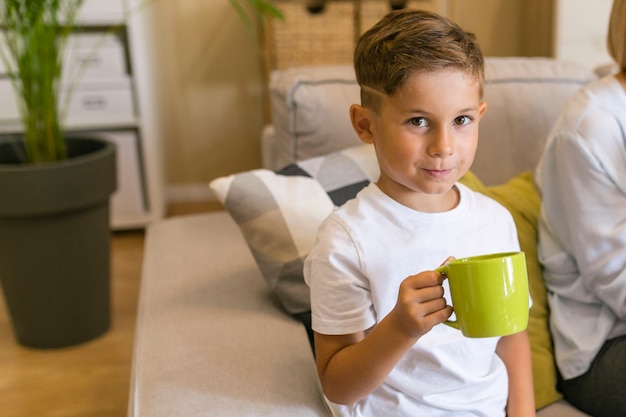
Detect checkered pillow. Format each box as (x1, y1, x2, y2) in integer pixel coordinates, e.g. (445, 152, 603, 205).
(210, 144, 378, 314)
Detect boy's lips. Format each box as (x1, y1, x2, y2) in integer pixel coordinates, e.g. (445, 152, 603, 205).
(424, 168, 453, 179)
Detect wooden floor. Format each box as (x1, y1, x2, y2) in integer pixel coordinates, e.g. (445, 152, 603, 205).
(0, 201, 222, 417)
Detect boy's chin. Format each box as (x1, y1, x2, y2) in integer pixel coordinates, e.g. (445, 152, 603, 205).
(423, 183, 458, 196)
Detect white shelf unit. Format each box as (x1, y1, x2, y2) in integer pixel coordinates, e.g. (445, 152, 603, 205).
(0, 0, 165, 230)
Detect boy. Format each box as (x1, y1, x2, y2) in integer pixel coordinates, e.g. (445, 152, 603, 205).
(303, 9, 535, 417)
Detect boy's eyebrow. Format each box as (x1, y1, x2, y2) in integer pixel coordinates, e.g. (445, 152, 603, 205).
(405, 106, 481, 115)
(457, 106, 481, 113)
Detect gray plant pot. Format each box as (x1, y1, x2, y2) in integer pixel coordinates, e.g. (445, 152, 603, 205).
(0, 137, 116, 349)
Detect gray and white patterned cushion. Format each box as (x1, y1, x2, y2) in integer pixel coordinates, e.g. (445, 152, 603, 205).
(210, 144, 378, 314)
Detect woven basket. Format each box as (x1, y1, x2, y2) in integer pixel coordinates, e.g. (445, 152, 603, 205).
(264, 0, 449, 70)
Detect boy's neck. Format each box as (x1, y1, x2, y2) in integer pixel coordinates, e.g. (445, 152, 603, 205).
(375, 182, 461, 213)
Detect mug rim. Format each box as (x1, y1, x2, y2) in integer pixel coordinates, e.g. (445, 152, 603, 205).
(452, 251, 523, 265)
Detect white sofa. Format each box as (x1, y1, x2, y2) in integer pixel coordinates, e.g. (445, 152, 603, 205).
(128, 58, 598, 416)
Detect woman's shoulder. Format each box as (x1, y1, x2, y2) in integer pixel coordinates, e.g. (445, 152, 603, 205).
(554, 77, 624, 147)
(563, 76, 624, 119)
(545, 76, 624, 147)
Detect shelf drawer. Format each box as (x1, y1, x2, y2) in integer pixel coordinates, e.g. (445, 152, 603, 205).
(0, 32, 127, 80)
(64, 33, 128, 81)
(0, 78, 136, 128)
(77, 0, 126, 24)
(63, 78, 136, 127)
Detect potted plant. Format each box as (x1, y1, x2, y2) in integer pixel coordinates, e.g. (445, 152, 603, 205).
(0, 0, 282, 349)
(0, 0, 116, 349)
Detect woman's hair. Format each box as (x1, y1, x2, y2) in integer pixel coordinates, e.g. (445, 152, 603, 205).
(353, 9, 484, 112)
(608, 0, 626, 71)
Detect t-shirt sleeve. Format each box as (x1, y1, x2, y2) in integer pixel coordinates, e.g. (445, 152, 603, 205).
(304, 216, 377, 335)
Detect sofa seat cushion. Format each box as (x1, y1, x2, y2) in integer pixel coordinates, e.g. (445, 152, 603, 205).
(129, 213, 329, 417)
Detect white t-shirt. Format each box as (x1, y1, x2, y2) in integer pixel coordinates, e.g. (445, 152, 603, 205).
(304, 182, 520, 417)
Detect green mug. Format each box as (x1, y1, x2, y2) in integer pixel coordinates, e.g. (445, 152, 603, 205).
(436, 251, 529, 338)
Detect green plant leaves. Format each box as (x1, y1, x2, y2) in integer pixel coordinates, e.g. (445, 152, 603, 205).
(228, 0, 284, 32)
(1, 0, 85, 162)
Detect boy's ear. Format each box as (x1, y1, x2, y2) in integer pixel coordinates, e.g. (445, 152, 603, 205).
(350, 104, 375, 144)
(477, 101, 488, 120)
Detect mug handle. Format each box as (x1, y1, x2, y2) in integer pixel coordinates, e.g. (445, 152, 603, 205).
(435, 265, 459, 331)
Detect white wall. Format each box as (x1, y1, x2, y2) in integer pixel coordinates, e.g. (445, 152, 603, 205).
(151, 0, 267, 201)
(153, 0, 559, 202)
(553, 0, 613, 71)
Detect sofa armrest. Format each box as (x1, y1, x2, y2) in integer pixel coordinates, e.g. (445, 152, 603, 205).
(128, 212, 329, 417)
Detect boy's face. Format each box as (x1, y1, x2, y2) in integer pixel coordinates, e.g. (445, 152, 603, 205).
(353, 68, 486, 212)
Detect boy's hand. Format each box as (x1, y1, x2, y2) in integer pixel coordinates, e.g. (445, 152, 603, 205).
(391, 262, 453, 338)
(314, 258, 455, 405)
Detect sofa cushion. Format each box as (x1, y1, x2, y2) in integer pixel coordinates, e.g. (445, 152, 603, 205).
(459, 171, 562, 409)
(210, 144, 378, 315)
(268, 65, 361, 170)
(476, 57, 594, 185)
(265, 58, 595, 181)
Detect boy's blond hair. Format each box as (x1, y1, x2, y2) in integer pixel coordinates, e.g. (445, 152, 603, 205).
(608, 0, 626, 71)
(354, 9, 484, 113)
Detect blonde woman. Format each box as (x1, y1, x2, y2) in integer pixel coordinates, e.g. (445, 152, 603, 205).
(535, 1, 626, 416)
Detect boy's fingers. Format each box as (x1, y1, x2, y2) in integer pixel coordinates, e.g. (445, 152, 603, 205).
(418, 297, 449, 316)
(404, 270, 446, 289)
(411, 302, 453, 333)
(439, 256, 455, 266)
(434, 304, 454, 322)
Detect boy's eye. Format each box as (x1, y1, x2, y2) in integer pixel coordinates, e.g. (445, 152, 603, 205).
(409, 117, 428, 127)
(453, 116, 471, 126)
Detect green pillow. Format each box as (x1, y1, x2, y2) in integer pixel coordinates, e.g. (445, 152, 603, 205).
(460, 171, 562, 410)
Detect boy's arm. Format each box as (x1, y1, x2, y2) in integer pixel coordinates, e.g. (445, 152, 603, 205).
(496, 330, 536, 417)
(314, 270, 452, 405)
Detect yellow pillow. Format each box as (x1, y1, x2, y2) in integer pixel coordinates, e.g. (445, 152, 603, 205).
(460, 171, 562, 410)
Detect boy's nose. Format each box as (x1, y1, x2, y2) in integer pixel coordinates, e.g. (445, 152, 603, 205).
(427, 127, 454, 157)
